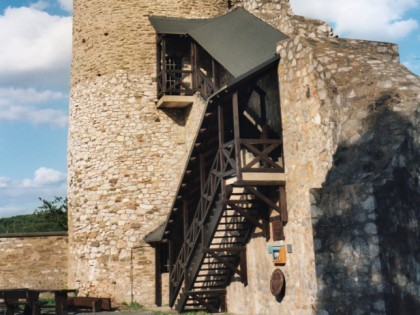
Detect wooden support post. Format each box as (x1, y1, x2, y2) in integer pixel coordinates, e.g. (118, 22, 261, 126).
(156, 35, 162, 97)
(191, 41, 198, 91)
(218, 104, 226, 199)
(212, 59, 219, 90)
(200, 154, 206, 195)
(155, 246, 162, 307)
(183, 200, 189, 240)
(161, 35, 167, 95)
(232, 92, 242, 180)
(260, 87, 268, 168)
(168, 240, 173, 306)
(240, 250, 248, 286)
(279, 186, 288, 222)
(263, 218, 270, 241)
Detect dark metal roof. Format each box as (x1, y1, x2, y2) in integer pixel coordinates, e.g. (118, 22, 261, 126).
(149, 8, 288, 78)
(148, 16, 209, 35)
(189, 8, 288, 77)
(144, 223, 165, 244)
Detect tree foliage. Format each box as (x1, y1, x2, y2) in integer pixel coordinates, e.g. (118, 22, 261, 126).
(0, 196, 68, 234)
(34, 196, 68, 231)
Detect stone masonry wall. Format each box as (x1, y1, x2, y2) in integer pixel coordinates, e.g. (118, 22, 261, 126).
(69, 0, 228, 305)
(233, 0, 334, 38)
(277, 35, 419, 314)
(0, 233, 68, 289)
(69, 0, 420, 311)
(311, 185, 386, 314)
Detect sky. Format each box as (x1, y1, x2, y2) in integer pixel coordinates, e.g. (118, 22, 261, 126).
(0, 0, 419, 218)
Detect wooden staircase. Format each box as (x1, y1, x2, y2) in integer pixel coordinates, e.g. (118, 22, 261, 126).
(164, 71, 287, 312)
(176, 186, 264, 312)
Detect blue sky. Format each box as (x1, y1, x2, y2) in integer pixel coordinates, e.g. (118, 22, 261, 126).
(0, 0, 419, 218)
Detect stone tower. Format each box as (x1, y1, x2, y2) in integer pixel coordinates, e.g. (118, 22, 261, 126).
(68, 0, 229, 304)
(68, 0, 331, 308)
(69, 0, 420, 313)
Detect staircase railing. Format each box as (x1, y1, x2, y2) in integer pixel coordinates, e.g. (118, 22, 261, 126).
(157, 68, 216, 99)
(170, 148, 227, 307)
(169, 138, 283, 308)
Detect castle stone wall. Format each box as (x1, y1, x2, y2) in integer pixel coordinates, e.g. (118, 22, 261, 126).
(277, 36, 419, 314)
(69, 0, 419, 312)
(69, 0, 227, 305)
(0, 233, 68, 289)
(226, 33, 418, 315)
(233, 0, 334, 38)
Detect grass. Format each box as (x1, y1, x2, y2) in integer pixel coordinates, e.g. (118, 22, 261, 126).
(121, 301, 145, 311)
(39, 298, 55, 305)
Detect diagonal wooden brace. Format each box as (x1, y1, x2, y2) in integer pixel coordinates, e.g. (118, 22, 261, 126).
(245, 186, 282, 213)
(206, 250, 247, 285)
(227, 202, 268, 239)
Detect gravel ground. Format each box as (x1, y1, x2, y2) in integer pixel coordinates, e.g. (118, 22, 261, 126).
(65, 310, 178, 315)
(1, 308, 178, 315)
(75, 312, 166, 315)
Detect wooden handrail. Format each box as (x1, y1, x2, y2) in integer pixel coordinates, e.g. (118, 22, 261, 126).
(157, 67, 216, 99)
(169, 138, 283, 308)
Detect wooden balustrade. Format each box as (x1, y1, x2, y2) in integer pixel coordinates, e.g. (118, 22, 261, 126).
(158, 68, 216, 100)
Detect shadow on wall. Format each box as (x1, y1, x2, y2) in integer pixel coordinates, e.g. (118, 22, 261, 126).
(311, 91, 420, 315)
(159, 107, 190, 126)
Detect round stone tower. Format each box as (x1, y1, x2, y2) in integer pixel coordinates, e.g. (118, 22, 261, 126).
(68, 0, 229, 305)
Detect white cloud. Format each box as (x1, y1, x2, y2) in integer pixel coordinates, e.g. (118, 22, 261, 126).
(0, 6, 72, 88)
(22, 167, 66, 187)
(30, 1, 50, 11)
(0, 167, 67, 217)
(0, 177, 10, 188)
(58, 0, 73, 13)
(0, 87, 68, 127)
(0, 87, 64, 104)
(290, 0, 419, 41)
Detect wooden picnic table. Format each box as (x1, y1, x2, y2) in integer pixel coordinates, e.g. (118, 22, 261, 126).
(0, 288, 40, 315)
(0, 288, 77, 315)
(33, 289, 77, 315)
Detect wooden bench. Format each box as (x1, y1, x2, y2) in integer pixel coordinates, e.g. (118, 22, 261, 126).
(0, 289, 44, 315)
(68, 297, 112, 313)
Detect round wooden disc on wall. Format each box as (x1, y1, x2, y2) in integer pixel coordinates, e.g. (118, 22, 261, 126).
(270, 268, 285, 296)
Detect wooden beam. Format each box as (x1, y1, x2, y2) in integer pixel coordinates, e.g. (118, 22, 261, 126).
(156, 34, 162, 97)
(200, 154, 206, 196)
(240, 250, 248, 286)
(203, 246, 246, 253)
(245, 186, 282, 213)
(155, 246, 162, 307)
(232, 92, 242, 181)
(168, 240, 173, 306)
(191, 41, 198, 90)
(227, 203, 264, 231)
(218, 104, 226, 199)
(241, 142, 281, 169)
(207, 251, 246, 284)
(279, 185, 288, 222)
(234, 180, 286, 186)
(183, 200, 189, 240)
(161, 35, 167, 95)
(189, 289, 226, 295)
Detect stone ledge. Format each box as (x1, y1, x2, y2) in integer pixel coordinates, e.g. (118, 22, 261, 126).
(157, 95, 195, 108)
(0, 231, 68, 238)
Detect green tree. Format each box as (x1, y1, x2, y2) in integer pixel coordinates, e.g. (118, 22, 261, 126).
(34, 196, 68, 231)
